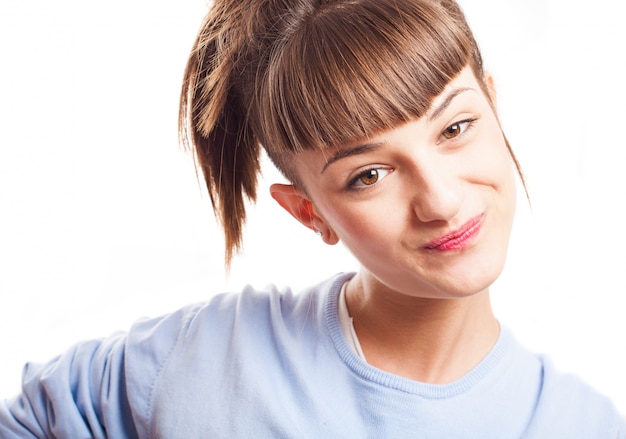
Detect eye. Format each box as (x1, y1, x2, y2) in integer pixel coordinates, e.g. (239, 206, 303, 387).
(441, 118, 476, 140)
(349, 167, 392, 189)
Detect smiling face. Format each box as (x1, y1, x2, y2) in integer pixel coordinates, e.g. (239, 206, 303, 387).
(272, 67, 517, 299)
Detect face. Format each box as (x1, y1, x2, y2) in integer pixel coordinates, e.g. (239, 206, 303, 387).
(274, 66, 517, 300)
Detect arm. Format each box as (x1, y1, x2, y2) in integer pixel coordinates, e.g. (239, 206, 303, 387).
(0, 334, 138, 439)
(0, 301, 208, 439)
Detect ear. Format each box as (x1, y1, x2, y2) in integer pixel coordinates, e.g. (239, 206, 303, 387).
(482, 71, 497, 105)
(269, 183, 339, 245)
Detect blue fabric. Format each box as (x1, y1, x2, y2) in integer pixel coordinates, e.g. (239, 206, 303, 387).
(1, 273, 624, 438)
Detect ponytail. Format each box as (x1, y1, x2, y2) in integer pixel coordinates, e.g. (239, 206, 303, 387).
(179, 3, 261, 267)
(179, 0, 526, 266)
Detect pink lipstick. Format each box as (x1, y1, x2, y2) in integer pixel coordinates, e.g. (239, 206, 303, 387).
(423, 214, 485, 251)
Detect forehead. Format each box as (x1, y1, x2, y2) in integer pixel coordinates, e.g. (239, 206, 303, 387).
(285, 65, 492, 190)
(301, 66, 485, 162)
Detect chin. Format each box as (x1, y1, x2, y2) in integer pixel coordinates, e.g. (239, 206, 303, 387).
(425, 258, 506, 299)
(454, 263, 506, 297)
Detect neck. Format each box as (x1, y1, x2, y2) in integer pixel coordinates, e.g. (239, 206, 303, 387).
(345, 272, 500, 384)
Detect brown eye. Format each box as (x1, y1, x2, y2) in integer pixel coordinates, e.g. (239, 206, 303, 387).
(359, 169, 380, 185)
(441, 119, 475, 141)
(443, 123, 462, 139)
(349, 167, 392, 190)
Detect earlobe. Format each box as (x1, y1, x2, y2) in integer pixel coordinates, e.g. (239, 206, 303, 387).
(269, 183, 339, 245)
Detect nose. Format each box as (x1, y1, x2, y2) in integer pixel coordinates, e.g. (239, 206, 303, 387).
(410, 161, 462, 223)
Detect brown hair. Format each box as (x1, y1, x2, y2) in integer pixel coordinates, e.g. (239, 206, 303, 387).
(179, 0, 525, 265)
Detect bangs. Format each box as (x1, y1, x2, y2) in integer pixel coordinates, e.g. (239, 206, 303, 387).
(255, 0, 479, 155)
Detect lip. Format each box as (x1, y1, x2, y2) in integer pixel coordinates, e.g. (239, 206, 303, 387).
(423, 213, 485, 251)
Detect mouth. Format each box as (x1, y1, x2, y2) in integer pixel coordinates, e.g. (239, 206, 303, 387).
(423, 214, 485, 251)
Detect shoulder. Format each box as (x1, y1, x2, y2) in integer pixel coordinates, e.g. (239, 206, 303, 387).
(524, 354, 626, 437)
(130, 273, 344, 338)
(125, 273, 338, 341)
(121, 273, 348, 436)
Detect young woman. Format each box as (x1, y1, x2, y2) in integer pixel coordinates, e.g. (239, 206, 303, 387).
(1, 0, 624, 437)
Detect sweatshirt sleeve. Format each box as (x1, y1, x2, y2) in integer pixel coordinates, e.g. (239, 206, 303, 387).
(0, 333, 139, 439)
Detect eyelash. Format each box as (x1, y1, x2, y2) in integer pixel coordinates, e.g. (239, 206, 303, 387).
(347, 167, 392, 191)
(440, 117, 477, 143)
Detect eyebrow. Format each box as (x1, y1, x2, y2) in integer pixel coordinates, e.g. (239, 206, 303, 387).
(320, 86, 473, 174)
(320, 142, 384, 174)
(427, 87, 472, 121)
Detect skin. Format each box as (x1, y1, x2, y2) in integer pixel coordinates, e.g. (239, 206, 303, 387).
(270, 66, 517, 384)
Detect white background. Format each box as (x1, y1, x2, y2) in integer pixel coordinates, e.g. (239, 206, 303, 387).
(1, 0, 625, 415)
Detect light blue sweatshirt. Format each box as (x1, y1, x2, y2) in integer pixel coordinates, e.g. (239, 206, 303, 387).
(1, 273, 624, 438)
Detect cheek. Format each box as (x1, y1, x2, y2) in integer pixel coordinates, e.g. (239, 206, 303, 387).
(318, 196, 402, 249)
(482, 146, 518, 228)
(467, 130, 516, 191)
